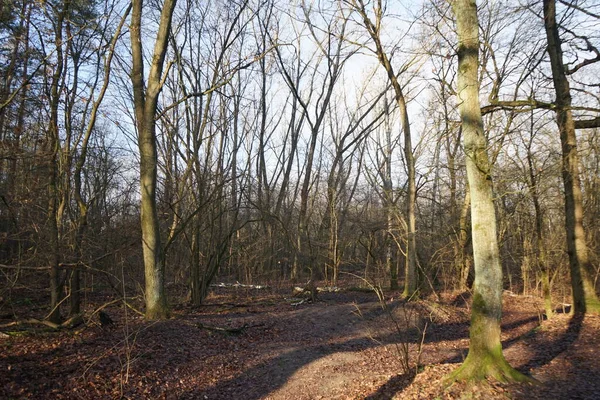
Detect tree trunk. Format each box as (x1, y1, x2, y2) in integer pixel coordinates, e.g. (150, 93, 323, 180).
(69, 5, 130, 316)
(190, 220, 201, 307)
(46, 1, 68, 324)
(457, 187, 471, 291)
(543, 0, 600, 314)
(449, 0, 530, 383)
(351, 0, 418, 297)
(381, 55, 417, 299)
(383, 98, 398, 290)
(526, 110, 553, 317)
(130, 0, 177, 320)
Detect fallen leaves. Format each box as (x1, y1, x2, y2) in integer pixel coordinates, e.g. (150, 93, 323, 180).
(0, 289, 599, 399)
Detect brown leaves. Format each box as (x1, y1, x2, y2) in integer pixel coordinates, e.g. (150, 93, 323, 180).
(0, 290, 598, 399)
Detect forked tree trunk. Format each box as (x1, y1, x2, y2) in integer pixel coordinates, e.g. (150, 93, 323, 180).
(449, 0, 531, 383)
(130, 0, 177, 320)
(543, 0, 600, 314)
(69, 4, 131, 317)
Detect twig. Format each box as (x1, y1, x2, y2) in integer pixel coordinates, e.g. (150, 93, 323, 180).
(195, 322, 264, 334)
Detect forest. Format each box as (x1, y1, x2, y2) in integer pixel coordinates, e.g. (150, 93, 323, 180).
(1, 0, 599, 398)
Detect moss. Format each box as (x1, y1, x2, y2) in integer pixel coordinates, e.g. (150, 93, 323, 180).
(446, 346, 535, 385)
(6, 331, 29, 337)
(585, 295, 600, 315)
(402, 287, 419, 301)
(347, 286, 373, 293)
(445, 293, 536, 385)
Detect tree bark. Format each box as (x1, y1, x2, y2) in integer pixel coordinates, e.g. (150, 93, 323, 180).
(383, 98, 398, 290)
(46, 0, 68, 324)
(351, 0, 418, 297)
(543, 0, 600, 314)
(525, 110, 553, 317)
(449, 0, 530, 383)
(457, 186, 471, 291)
(130, 0, 177, 319)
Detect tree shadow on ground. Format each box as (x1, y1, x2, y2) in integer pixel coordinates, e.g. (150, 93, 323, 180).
(364, 371, 417, 400)
(440, 313, 585, 380)
(179, 298, 540, 399)
(0, 291, 545, 399)
(510, 314, 599, 399)
(187, 320, 400, 399)
(514, 312, 584, 372)
(438, 314, 540, 365)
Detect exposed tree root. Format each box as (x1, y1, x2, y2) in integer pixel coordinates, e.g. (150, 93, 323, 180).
(446, 351, 538, 385)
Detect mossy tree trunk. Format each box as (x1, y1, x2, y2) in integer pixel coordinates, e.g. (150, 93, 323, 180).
(449, 0, 531, 383)
(130, 0, 177, 320)
(543, 0, 600, 315)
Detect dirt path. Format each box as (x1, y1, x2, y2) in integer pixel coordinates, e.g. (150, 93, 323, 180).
(1, 289, 599, 399)
(198, 293, 394, 399)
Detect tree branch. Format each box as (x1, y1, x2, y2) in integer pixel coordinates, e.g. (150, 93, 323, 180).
(480, 99, 555, 115)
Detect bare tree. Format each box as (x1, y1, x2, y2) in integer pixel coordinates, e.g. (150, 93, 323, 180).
(130, 0, 178, 319)
(449, 0, 530, 382)
(272, 0, 354, 282)
(543, 0, 600, 314)
(346, 0, 419, 297)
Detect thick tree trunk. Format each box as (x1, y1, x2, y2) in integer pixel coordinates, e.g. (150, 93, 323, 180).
(130, 0, 177, 320)
(543, 0, 600, 314)
(138, 115, 168, 319)
(449, 0, 530, 383)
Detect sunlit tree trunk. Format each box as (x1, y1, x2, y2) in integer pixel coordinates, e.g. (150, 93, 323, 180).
(130, 0, 177, 319)
(449, 0, 530, 383)
(349, 0, 418, 297)
(543, 0, 600, 314)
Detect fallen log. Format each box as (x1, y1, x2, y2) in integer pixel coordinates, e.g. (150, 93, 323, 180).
(211, 282, 269, 289)
(293, 285, 341, 294)
(0, 314, 84, 331)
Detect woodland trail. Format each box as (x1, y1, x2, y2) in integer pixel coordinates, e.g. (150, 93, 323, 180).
(1, 287, 599, 399)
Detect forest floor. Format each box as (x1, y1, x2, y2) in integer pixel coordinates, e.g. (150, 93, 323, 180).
(1, 283, 599, 399)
